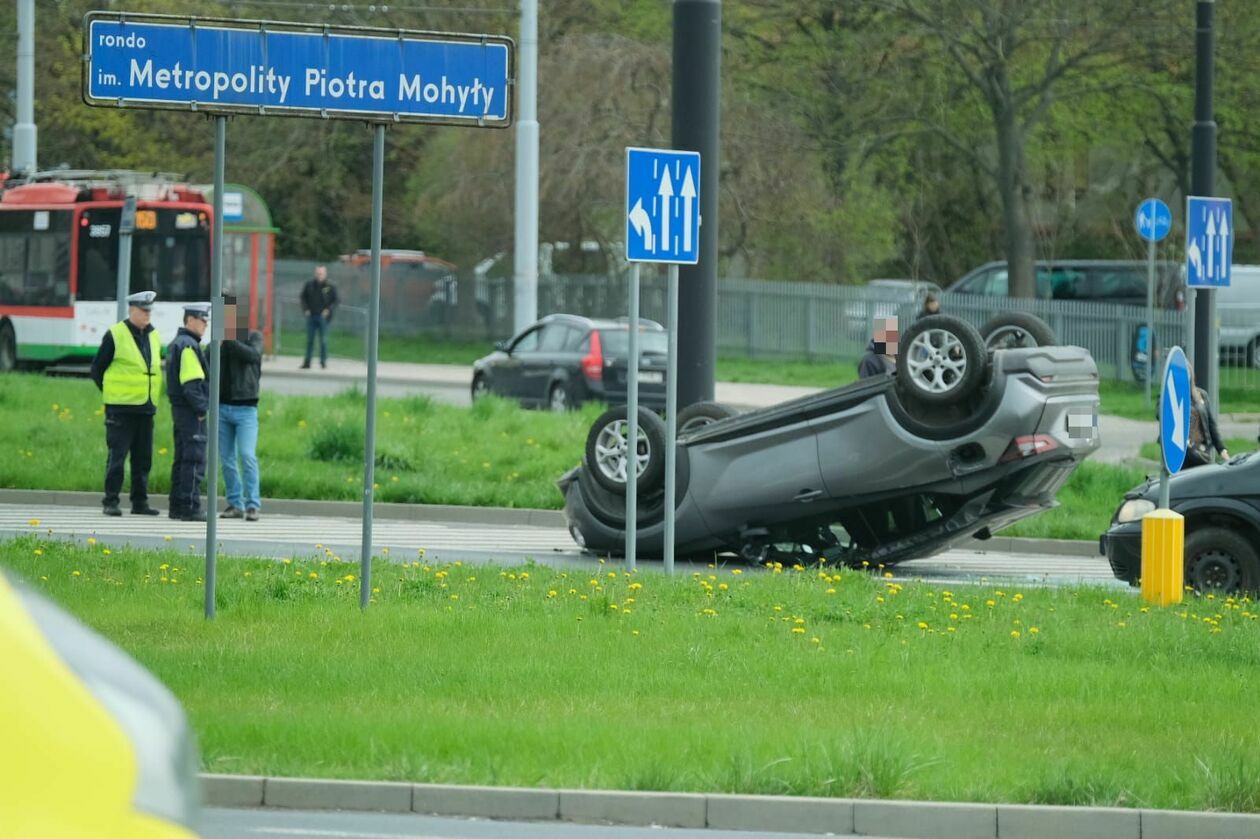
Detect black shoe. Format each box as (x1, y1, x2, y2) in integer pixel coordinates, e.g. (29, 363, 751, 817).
(176, 511, 208, 523)
(299, 362, 311, 369)
(103, 504, 122, 517)
(131, 504, 161, 516)
(320, 362, 327, 369)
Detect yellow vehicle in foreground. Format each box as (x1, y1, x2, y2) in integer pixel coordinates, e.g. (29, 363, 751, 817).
(0, 571, 201, 837)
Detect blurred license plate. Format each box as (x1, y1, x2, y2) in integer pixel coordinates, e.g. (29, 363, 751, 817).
(639, 371, 664, 384)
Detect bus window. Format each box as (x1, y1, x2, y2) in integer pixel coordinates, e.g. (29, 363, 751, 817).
(0, 234, 24, 304)
(0, 210, 72, 306)
(76, 207, 121, 302)
(77, 207, 210, 303)
(26, 230, 72, 306)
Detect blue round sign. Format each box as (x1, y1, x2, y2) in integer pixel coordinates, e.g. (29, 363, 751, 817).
(1159, 346, 1192, 474)
(1135, 198, 1172, 243)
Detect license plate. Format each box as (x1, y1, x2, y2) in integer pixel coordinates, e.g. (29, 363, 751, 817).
(638, 371, 664, 384)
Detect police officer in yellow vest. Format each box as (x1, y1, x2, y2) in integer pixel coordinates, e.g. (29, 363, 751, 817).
(89, 291, 163, 517)
(166, 304, 212, 522)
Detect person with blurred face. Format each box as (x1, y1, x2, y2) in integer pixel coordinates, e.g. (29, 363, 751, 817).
(858, 316, 899, 379)
(218, 297, 264, 521)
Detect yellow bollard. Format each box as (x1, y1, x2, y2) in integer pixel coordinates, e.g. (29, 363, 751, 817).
(1141, 508, 1184, 606)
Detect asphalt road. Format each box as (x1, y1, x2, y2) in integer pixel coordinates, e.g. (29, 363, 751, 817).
(202, 807, 901, 839)
(0, 503, 1124, 588)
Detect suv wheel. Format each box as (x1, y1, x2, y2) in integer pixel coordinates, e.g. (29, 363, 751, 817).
(980, 312, 1056, 350)
(471, 374, 489, 401)
(896, 314, 986, 406)
(677, 401, 737, 433)
(585, 406, 667, 495)
(548, 382, 570, 412)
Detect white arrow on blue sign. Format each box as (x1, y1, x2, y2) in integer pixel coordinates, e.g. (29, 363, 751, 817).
(1185, 196, 1233, 288)
(1160, 346, 1192, 475)
(626, 147, 701, 265)
(1134, 198, 1171, 243)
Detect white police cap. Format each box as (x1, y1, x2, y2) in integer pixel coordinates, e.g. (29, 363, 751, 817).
(183, 303, 211, 320)
(126, 291, 157, 310)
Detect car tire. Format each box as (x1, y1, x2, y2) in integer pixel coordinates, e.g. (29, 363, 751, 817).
(895, 314, 986, 406)
(470, 374, 489, 402)
(0, 321, 15, 373)
(1247, 338, 1260, 370)
(585, 405, 667, 495)
(548, 381, 571, 412)
(980, 312, 1057, 350)
(1184, 526, 1260, 595)
(677, 401, 737, 433)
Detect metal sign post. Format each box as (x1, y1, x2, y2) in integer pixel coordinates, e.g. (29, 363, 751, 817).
(205, 117, 226, 620)
(1134, 198, 1171, 408)
(83, 12, 515, 614)
(115, 196, 136, 323)
(625, 265, 641, 571)
(625, 147, 701, 575)
(1143, 345, 1191, 606)
(361, 125, 386, 608)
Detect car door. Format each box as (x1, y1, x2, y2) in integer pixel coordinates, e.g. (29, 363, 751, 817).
(520, 323, 573, 405)
(498, 326, 541, 401)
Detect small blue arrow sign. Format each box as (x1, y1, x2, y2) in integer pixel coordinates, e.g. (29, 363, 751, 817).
(1186, 196, 1233, 288)
(626, 147, 701, 264)
(1160, 346, 1192, 475)
(1135, 198, 1171, 243)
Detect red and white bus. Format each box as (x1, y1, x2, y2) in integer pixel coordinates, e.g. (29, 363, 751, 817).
(0, 172, 212, 371)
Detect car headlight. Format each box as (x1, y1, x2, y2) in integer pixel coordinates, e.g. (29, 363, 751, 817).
(1116, 499, 1156, 523)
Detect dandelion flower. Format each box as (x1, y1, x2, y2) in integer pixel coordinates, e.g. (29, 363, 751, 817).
(71, 570, 81, 577)
(917, 622, 928, 630)
(791, 627, 806, 634)
(87, 537, 97, 546)
(28, 519, 40, 527)
(1010, 630, 1021, 638)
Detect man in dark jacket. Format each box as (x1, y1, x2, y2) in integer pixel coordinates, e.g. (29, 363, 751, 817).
(300, 264, 338, 369)
(218, 297, 264, 521)
(89, 290, 163, 517)
(165, 304, 211, 521)
(858, 316, 898, 379)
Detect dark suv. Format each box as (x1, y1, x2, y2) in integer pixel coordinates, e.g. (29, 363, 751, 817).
(471, 314, 667, 411)
(945, 260, 1186, 309)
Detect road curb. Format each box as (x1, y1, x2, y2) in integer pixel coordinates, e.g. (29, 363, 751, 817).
(199, 774, 1260, 838)
(1, 489, 1101, 557)
(0, 489, 568, 529)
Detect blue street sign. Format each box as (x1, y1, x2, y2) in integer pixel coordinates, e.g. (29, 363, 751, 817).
(625, 147, 701, 264)
(1185, 196, 1233, 288)
(1159, 346, 1192, 475)
(83, 13, 514, 127)
(1134, 198, 1171, 243)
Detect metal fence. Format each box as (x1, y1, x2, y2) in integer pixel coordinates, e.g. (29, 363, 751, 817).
(271, 258, 1260, 388)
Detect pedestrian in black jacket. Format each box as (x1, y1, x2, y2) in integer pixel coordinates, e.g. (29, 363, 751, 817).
(858, 317, 899, 379)
(219, 297, 265, 521)
(166, 304, 211, 521)
(300, 265, 338, 369)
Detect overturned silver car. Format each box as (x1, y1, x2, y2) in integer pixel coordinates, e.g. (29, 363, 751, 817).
(558, 314, 1101, 566)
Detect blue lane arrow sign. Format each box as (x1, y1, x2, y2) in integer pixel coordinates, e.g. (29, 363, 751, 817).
(1160, 346, 1192, 475)
(1186, 196, 1233, 288)
(626, 147, 701, 264)
(1135, 198, 1171, 243)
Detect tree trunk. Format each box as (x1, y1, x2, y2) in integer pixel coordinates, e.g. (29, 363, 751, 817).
(992, 99, 1038, 299)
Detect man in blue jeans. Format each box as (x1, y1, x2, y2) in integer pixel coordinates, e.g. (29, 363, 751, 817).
(300, 264, 338, 369)
(219, 297, 264, 521)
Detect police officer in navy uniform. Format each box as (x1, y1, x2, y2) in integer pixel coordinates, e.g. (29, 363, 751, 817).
(166, 304, 211, 522)
(89, 290, 163, 517)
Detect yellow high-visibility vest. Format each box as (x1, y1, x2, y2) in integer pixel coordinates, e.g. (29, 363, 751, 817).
(102, 322, 162, 407)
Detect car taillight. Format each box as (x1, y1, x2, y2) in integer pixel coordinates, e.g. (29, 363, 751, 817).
(999, 434, 1059, 463)
(581, 331, 603, 381)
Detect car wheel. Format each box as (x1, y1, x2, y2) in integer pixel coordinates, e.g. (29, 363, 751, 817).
(548, 382, 570, 412)
(1184, 526, 1260, 595)
(578, 470, 666, 528)
(980, 312, 1056, 350)
(0, 321, 15, 373)
(677, 401, 737, 433)
(895, 314, 986, 406)
(470, 374, 489, 401)
(585, 405, 667, 495)
(1247, 338, 1260, 370)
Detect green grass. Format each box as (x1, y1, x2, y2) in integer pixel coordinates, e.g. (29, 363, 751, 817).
(5, 536, 1260, 810)
(277, 331, 487, 365)
(0, 373, 592, 509)
(1002, 461, 1149, 540)
(1138, 438, 1255, 463)
(715, 355, 862, 388)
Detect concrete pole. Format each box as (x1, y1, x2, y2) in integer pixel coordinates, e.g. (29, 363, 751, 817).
(1191, 0, 1218, 411)
(14, 0, 37, 176)
(512, 0, 539, 334)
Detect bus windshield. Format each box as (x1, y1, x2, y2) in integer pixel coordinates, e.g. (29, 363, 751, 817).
(76, 207, 211, 303)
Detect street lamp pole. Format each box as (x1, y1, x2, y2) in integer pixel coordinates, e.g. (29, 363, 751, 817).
(1190, 0, 1218, 410)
